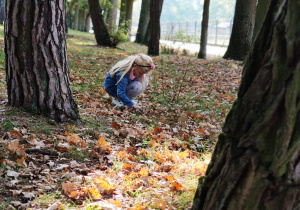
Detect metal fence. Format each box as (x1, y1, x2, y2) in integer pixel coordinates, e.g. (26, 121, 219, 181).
(160, 19, 233, 46)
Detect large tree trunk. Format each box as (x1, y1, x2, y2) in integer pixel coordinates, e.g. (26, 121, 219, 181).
(223, 0, 256, 61)
(106, 0, 118, 30)
(198, 0, 210, 59)
(135, 0, 150, 44)
(192, 0, 300, 209)
(252, 0, 271, 42)
(147, 0, 164, 56)
(88, 0, 113, 47)
(141, 22, 150, 45)
(4, 0, 79, 122)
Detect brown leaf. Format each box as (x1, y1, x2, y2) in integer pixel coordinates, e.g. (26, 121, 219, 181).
(126, 146, 138, 156)
(10, 130, 23, 140)
(112, 122, 121, 130)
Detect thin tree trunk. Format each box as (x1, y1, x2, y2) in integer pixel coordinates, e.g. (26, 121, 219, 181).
(223, 0, 256, 61)
(106, 0, 118, 30)
(135, 0, 150, 43)
(125, 0, 134, 38)
(88, 0, 113, 47)
(74, 4, 79, 30)
(198, 0, 210, 59)
(0, 0, 3, 24)
(66, 0, 79, 19)
(5, 0, 79, 122)
(252, 0, 271, 42)
(85, 13, 91, 32)
(147, 0, 164, 56)
(193, 0, 300, 209)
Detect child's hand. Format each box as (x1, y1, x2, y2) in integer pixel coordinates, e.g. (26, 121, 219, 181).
(132, 104, 141, 109)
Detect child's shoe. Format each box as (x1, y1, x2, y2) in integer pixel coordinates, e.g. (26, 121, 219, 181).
(112, 98, 123, 107)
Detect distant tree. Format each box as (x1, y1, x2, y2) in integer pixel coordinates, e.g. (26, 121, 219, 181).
(119, 0, 127, 29)
(192, 0, 300, 209)
(0, 0, 4, 24)
(5, 0, 79, 122)
(223, 0, 256, 61)
(135, 0, 150, 44)
(252, 0, 271, 42)
(106, 0, 118, 30)
(125, 0, 134, 35)
(198, 0, 210, 59)
(66, 0, 79, 20)
(88, 0, 113, 47)
(74, 3, 80, 30)
(148, 0, 164, 56)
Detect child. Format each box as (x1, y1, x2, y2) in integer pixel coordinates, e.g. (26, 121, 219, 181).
(104, 54, 155, 109)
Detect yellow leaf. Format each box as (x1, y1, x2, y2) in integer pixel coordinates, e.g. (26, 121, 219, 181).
(94, 177, 116, 195)
(139, 167, 149, 177)
(85, 186, 101, 200)
(178, 150, 190, 159)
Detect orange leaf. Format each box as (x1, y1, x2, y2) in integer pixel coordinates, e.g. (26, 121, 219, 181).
(197, 128, 204, 133)
(149, 140, 157, 147)
(132, 204, 145, 210)
(97, 137, 108, 147)
(153, 126, 163, 134)
(153, 198, 167, 209)
(140, 149, 148, 155)
(122, 164, 132, 171)
(17, 157, 26, 167)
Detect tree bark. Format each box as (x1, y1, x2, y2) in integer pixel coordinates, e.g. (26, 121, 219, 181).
(4, 0, 79, 122)
(135, 0, 150, 44)
(147, 0, 164, 56)
(193, 0, 300, 209)
(252, 0, 271, 42)
(198, 0, 210, 59)
(106, 0, 118, 30)
(223, 0, 256, 61)
(88, 0, 113, 47)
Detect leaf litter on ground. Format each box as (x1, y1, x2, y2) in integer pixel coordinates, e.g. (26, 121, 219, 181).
(0, 27, 242, 209)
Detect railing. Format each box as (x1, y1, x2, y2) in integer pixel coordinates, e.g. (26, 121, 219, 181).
(160, 19, 233, 46)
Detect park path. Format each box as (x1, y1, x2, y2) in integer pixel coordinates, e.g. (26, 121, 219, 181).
(160, 40, 227, 59)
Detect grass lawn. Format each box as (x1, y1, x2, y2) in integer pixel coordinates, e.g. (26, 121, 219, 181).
(0, 25, 242, 209)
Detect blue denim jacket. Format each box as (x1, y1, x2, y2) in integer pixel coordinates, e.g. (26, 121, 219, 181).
(104, 71, 134, 107)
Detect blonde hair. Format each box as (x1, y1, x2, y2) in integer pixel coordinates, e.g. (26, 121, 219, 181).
(109, 53, 154, 94)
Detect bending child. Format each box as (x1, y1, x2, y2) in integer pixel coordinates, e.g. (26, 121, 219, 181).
(104, 54, 155, 109)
